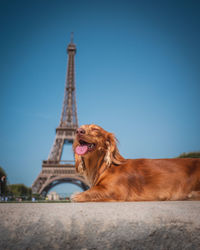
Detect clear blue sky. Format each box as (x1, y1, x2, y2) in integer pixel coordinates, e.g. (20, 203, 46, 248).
(1, 0, 200, 194)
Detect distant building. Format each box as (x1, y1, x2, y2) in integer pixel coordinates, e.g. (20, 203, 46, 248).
(47, 191, 60, 201)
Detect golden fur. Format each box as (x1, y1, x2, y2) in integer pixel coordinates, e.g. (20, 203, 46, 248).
(71, 124, 200, 202)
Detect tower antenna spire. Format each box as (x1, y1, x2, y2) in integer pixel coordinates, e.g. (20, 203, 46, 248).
(70, 32, 74, 43)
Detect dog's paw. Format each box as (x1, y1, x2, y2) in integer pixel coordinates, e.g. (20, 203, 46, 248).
(70, 192, 82, 202)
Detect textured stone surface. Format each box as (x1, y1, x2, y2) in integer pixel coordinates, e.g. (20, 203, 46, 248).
(0, 201, 200, 249)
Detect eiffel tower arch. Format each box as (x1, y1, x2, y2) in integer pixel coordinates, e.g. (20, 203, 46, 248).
(32, 34, 89, 195)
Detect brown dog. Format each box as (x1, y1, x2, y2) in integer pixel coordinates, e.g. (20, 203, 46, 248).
(71, 124, 200, 202)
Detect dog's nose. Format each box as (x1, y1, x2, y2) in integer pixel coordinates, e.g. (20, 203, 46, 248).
(76, 128, 85, 135)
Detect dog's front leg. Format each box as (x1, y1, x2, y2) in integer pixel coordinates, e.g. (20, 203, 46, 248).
(71, 186, 111, 202)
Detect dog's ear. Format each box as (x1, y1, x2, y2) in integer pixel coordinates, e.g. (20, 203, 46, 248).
(74, 154, 84, 175)
(104, 132, 124, 166)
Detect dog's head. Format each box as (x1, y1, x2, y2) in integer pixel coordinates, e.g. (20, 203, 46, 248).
(73, 124, 124, 174)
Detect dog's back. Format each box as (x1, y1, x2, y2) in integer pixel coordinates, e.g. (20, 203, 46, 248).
(103, 158, 200, 201)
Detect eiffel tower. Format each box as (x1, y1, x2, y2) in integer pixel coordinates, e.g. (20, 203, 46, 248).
(32, 34, 89, 195)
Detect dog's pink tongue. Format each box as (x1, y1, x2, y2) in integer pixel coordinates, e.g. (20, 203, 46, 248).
(75, 145, 88, 155)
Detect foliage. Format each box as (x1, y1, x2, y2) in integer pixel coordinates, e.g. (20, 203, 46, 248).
(0, 166, 7, 178)
(178, 152, 200, 158)
(0, 166, 7, 195)
(7, 184, 32, 198)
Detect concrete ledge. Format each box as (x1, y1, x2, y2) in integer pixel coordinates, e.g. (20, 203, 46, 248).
(0, 201, 200, 249)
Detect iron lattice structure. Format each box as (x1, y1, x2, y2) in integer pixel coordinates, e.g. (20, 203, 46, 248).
(32, 35, 89, 195)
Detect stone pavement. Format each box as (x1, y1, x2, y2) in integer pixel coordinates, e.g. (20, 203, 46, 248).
(0, 201, 200, 249)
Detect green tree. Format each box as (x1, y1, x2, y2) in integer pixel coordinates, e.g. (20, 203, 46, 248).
(178, 152, 200, 158)
(0, 166, 7, 177)
(0, 166, 7, 196)
(8, 184, 32, 199)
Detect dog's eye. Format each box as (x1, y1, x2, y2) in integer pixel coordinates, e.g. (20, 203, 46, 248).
(91, 127, 99, 132)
